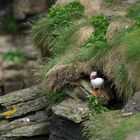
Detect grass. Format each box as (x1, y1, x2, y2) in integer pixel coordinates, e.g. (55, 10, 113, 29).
(127, 3, 140, 20)
(119, 27, 140, 92)
(31, 1, 85, 57)
(83, 111, 140, 140)
(103, 0, 118, 8)
(47, 90, 66, 103)
(34, 19, 90, 82)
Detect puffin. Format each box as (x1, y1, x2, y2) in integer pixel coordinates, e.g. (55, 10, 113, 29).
(90, 71, 104, 96)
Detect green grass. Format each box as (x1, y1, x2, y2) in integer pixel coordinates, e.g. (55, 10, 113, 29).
(31, 0, 85, 57)
(105, 26, 140, 99)
(103, 0, 118, 7)
(48, 90, 66, 103)
(121, 27, 140, 65)
(66, 41, 110, 63)
(127, 3, 140, 20)
(83, 111, 140, 140)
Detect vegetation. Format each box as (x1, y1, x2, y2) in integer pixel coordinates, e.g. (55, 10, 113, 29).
(2, 14, 21, 33)
(127, 3, 140, 26)
(107, 26, 140, 99)
(103, 0, 118, 7)
(83, 111, 140, 140)
(4, 51, 27, 64)
(48, 90, 66, 103)
(127, 3, 140, 20)
(31, 0, 85, 57)
(86, 94, 107, 113)
(32, 1, 87, 81)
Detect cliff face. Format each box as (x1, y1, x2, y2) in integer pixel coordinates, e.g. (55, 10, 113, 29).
(0, 0, 140, 140)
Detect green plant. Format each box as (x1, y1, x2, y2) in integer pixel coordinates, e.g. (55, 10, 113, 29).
(48, 90, 66, 103)
(83, 14, 109, 48)
(86, 94, 107, 113)
(2, 14, 21, 33)
(48, 0, 84, 28)
(4, 51, 27, 64)
(31, 0, 85, 57)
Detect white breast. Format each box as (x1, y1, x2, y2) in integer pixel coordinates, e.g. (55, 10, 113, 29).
(91, 78, 104, 88)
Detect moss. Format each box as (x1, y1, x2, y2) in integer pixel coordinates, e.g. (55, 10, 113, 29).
(83, 111, 140, 140)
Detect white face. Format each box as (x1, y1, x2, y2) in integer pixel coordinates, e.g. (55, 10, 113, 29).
(90, 71, 97, 78)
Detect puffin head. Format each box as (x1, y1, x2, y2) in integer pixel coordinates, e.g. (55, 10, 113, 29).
(90, 71, 97, 80)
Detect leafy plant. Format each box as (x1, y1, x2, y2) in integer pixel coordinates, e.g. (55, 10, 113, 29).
(48, 0, 84, 28)
(2, 14, 21, 33)
(48, 90, 66, 103)
(86, 94, 107, 113)
(31, 0, 85, 57)
(4, 51, 27, 64)
(83, 14, 109, 48)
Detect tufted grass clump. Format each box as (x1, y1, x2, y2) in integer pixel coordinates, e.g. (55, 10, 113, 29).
(48, 90, 66, 103)
(127, 3, 140, 20)
(83, 111, 140, 140)
(31, 0, 85, 57)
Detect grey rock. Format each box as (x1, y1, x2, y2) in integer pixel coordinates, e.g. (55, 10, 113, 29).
(0, 94, 50, 119)
(52, 98, 90, 123)
(13, 0, 48, 19)
(0, 111, 48, 134)
(123, 91, 140, 113)
(0, 85, 46, 106)
(4, 122, 50, 137)
(4, 82, 24, 94)
(2, 61, 24, 70)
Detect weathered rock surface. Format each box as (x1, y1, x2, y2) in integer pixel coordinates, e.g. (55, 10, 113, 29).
(5, 122, 50, 137)
(0, 85, 46, 106)
(13, 0, 48, 19)
(123, 91, 140, 113)
(0, 35, 39, 94)
(126, 133, 140, 140)
(0, 85, 87, 139)
(52, 98, 90, 123)
(0, 85, 51, 139)
(49, 116, 85, 140)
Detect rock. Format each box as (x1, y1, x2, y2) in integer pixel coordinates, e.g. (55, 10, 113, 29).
(3, 70, 26, 82)
(126, 134, 140, 140)
(123, 91, 140, 113)
(52, 98, 90, 123)
(49, 116, 85, 140)
(0, 111, 48, 134)
(2, 61, 23, 70)
(1, 95, 50, 118)
(4, 122, 50, 137)
(4, 82, 24, 94)
(13, 0, 48, 19)
(0, 85, 46, 106)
